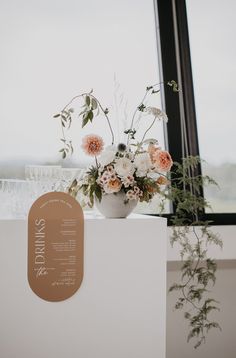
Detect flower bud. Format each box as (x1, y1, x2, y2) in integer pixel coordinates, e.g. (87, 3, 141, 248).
(117, 143, 127, 152)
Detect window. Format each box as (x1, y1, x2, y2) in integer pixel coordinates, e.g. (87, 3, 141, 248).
(186, 0, 236, 213)
(1, 0, 234, 223)
(0, 0, 165, 180)
(156, 0, 235, 224)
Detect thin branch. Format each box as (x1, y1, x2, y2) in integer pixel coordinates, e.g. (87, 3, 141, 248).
(62, 94, 83, 112)
(139, 117, 156, 145)
(126, 81, 164, 145)
(89, 94, 115, 145)
(127, 89, 150, 145)
(62, 92, 115, 145)
(95, 156, 99, 169)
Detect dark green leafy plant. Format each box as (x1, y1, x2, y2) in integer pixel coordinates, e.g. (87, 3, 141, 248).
(164, 156, 222, 348)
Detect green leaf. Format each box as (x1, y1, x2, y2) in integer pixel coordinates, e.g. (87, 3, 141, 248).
(138, 103, 146, 112)
(61, 114, 67, 120)
(70, 142, 74, 155)
(167, 80, 180, 92)
(175, 300, 184, 309)
(184, 312, 191, 319)
(95, 187, 102, 202)
(68, 116, 72, 129)
(91, 98, 97, 110)
(82, 116, 89, 128)
(85, 95, 90, 107)
(168, 283, 183, 292)
(88, 110, 94, 122)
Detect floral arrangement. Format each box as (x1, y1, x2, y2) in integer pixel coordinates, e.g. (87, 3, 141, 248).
(54, 81, 178, 207)
(53, 82, 222, 348)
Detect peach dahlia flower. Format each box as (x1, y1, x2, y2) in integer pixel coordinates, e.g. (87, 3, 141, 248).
(82, 134, 104, 156)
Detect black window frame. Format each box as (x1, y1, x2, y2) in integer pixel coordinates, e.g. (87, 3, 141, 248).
(154, 0, 235, 225)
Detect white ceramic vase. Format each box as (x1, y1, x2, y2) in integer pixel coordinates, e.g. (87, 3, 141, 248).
(94, 191, 138, 218)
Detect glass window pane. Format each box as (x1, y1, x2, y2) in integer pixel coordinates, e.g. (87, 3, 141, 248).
(0, 0, 164, 175)
(0, 0, 167, 214)
(186, 0, 236, 213)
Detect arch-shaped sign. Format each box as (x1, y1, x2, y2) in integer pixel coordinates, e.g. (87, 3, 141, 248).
(28, 192, 84, 301)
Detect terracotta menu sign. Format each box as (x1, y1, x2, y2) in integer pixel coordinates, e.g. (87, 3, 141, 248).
(28, 192, 84, 302)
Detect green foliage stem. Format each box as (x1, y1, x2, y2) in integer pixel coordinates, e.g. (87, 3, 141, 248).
(165, 156, 222, 349)
(54, 91, 115, 158)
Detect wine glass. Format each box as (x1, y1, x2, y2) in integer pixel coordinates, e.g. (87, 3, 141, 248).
(25, 165, 62, 194)
(0, 179, 33, 219)
(60, 168, 85, 192)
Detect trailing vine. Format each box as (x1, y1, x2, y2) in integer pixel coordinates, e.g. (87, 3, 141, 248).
(164, 156, 222, 348)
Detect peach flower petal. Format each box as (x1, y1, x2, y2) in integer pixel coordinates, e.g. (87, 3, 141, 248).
(152, 150, 173, 172)
(82, 134, 104, 156)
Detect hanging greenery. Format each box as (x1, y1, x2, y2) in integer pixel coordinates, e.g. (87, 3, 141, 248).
(164, 156, 222, 348)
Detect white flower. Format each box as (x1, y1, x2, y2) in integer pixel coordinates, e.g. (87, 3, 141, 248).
(106, 165, 115, 174)
(146, 171, 159, 180)
(134, 152, 152, 177)
(97, 170, 110, 185)
(126, 189, 136, 200)
(146, 107, 168, 122)
(114, 157, 135, 177)
(98, 147, 116, 167)
(121, 175, 135, 188)
(125, 146, 135, 160)
(126, 187, 143, 201)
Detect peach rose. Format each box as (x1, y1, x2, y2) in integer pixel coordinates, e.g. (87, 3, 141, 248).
(104, 178, 122, 194)
(152, 150, 173, 172)
(148, 144, 161, 164)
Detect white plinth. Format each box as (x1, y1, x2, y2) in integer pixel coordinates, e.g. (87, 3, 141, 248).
(0, 214, 167, 358)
